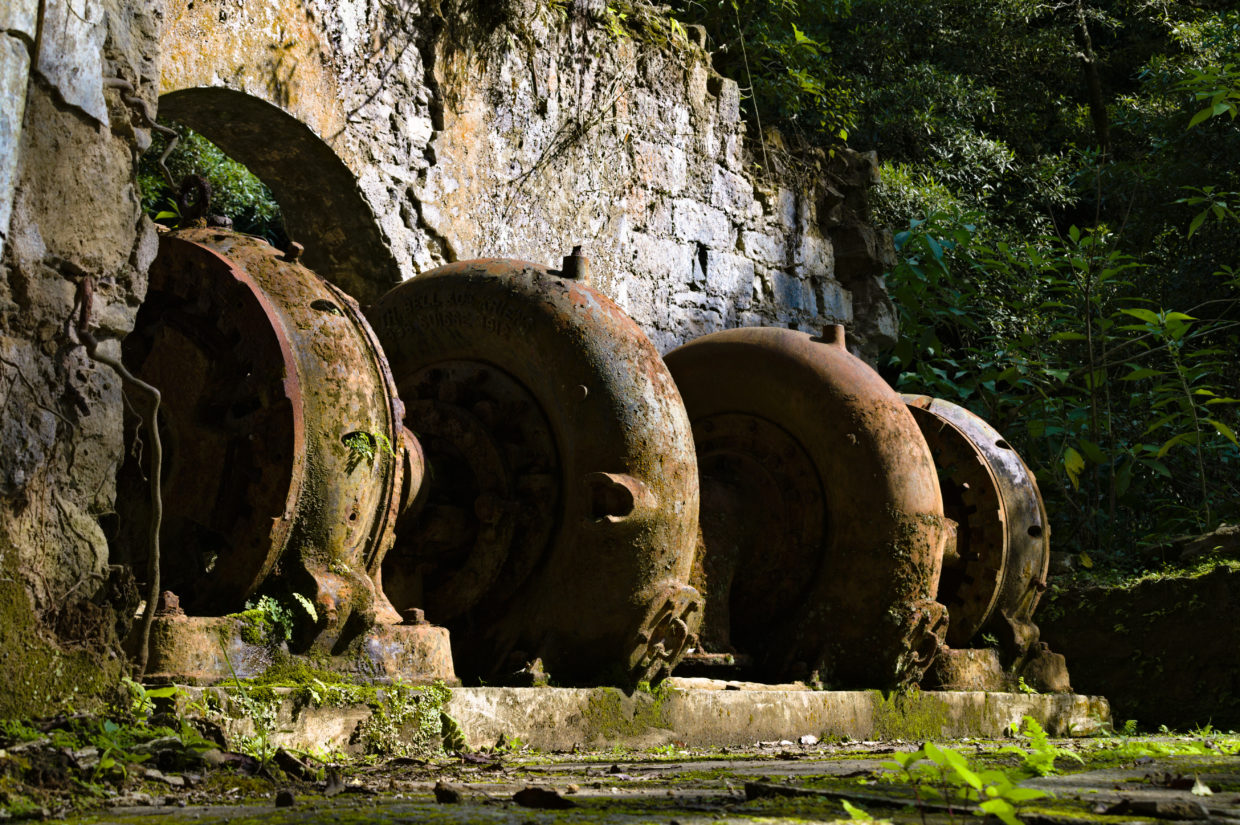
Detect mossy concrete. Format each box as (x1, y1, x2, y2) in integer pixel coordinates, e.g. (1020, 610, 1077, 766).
(181, 678, 1110, 754)
(0, 552, 125, 719)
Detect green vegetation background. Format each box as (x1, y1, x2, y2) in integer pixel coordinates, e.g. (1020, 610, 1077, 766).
(664, 0, 1240, 575)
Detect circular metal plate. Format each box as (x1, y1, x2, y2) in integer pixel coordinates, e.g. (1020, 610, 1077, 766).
(692, 412, 826, 654)
(384, 360, 560, 622)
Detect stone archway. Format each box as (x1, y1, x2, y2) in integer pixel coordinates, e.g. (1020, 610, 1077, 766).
(157, 0, 409, 303)
(158, 88, 401, 304)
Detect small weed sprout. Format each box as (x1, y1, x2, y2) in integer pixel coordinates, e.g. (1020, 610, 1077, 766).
(842, 799, 891, 823)
(1000, 716, 1084, 777)
(343, 430, 398, 472)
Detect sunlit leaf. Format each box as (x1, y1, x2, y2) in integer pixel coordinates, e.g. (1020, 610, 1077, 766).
(1208, 419, 1239, 447)
(1063, 447, 1085, 490)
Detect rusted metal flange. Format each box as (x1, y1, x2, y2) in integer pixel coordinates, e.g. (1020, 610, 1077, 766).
(116, 229, 439, 670)
(903, 396, 1050, 653)
(369, 259, 703, 686)
(664, 325, 950, 689)
(901, 397, 1008, 646)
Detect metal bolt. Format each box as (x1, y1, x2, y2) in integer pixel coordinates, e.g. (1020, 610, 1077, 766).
(561, 245, 589, 280)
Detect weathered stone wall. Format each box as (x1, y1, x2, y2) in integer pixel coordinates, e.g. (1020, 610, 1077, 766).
(0, 0, 164, 714)
(156, 0, 897, 355)
(420, 5, 897, 355)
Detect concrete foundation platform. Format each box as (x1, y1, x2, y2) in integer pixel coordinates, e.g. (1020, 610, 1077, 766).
(184, 679, 1110, 754)
(140, 615, 456, 685)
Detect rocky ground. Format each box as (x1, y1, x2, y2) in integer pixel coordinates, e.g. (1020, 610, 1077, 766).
(3, 710, 1237, 825)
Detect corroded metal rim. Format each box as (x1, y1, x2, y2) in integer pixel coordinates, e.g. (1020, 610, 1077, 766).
(903, 395, 1051, 636)
(119, 229, 407, 644)
(903, 398, 1008, 646)
(120, 234, 306, 608)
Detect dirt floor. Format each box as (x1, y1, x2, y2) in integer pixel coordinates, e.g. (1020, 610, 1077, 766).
(24, 732, 1239, 824)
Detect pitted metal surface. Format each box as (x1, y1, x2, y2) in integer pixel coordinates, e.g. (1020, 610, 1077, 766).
(370, 258, 703, 686)
(903, 395, 1051, 651)
(665, 325, 949, 689)
(117, 228, 412, 652)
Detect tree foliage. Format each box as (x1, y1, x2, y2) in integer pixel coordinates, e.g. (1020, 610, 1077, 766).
(138, 124, 285, 244)
(670, 0, 1240, 569)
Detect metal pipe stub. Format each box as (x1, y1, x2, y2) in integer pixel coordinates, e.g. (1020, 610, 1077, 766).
(115, 228, 452, 682)
(665, 326, 950, 689)
(903, 395, 1051, 652)
(369, 258, 702, 686)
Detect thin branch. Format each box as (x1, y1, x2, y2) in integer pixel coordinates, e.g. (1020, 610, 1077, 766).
(74, 278, 163, 677)
(733, 2, 772, 182)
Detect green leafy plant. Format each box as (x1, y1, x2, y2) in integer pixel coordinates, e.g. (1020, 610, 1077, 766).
(1001, 716, 1083, 777)
(883, 740, 1048, 825)
(138, 123, 285, 242)
(120, 676, 178, 721)
(91, 719, 152, 780)
(1180, 62, 1240, 128)
(885, 209, 1240, 567)
(291, 592, 318, 624)
(842, 799, 891, 823)
(343, 430, 398, 473)
(240, 595, 295, 646)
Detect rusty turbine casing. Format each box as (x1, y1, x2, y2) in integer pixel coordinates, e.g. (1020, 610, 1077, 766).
(369, 258, 703, 685)
(117, 229, 451, 681)
(664, 325, 950, 689)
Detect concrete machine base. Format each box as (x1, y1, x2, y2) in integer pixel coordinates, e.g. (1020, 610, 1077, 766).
(184, 679, 1110, 754)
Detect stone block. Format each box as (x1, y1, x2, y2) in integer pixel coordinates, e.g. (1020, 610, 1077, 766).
(628, 232, 694, 287)
(0, 35, 31, 257)
(705, 250, 754, 308)
(741, 230, 786, 266)
(404, 114, 434, 145)
(770, 270, 816, 315)
(723, 133, 744, 171)
(766, 187, 798, 231)
(795, 234, 832, 277)
(687, 63, 710, 110)
(632, 140, 688, 194)
(710, 164, 754, 217)
(672, 198, 734, 248)
(0, 0, 39, 37)
(36, 0, 107, 125)
(717, 76, 741, 124)
(816, 277, 853, 322)
(830, 224, 895, 285)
